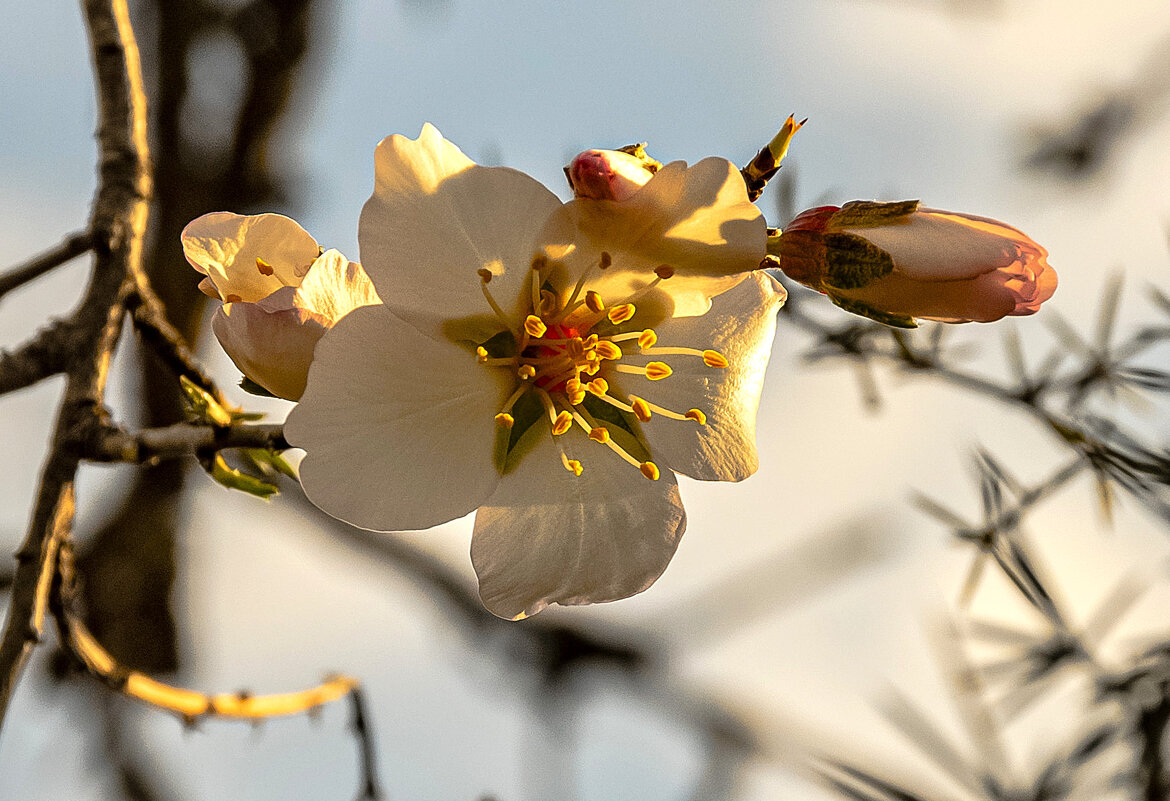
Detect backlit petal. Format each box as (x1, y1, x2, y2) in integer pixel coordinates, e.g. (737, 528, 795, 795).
(471, 433, 686, 620)
(181, 212, 319, 302)
(543, 157, 766, 317)
(286, 304, 508, 531)
(359, 124, 563, 339)
(290, 249, 381, 325)
(636, 271, 785, 481)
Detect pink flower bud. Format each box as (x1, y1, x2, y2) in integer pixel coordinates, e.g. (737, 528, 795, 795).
(566, 149, 656, 201)
(774, 203, 1057, 324)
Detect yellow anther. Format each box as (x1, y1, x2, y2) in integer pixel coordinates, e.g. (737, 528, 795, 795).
(552, 410, 573, 436)
(531, 253, 548, 272)
(566, 337, 585, 360)
(583, 334, 599, 348)
(476, 346, 489, 363)
(598, 251, 612, 270)
(645, 361, 673, 380)
(654, 264, 674, 280)
(685, 408, 707, 425)
(637, 329, 657, 349)
(587, 378, 609, 395)
(477, 267, 493, 283)
(585, 290, 605, 313)
(524, 315, 547, 338)
(608, 303, 636, 325)
(639, 462, 661, 481)
(588, 427, 610, 444)
(629, 396, 652, 423)
(223, 294, 243, 304)
(565, 378, 586, 406)
(594, 341, 622, 360)
(494, 413, 515, 428)
(256, 257, 275, 276)
(517, 364, 536, 380)
(563, 458, 583, 476)
(703, 350, 728, 368)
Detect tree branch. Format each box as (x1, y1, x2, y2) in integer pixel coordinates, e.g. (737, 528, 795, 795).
(49, 537, 358, 724)
(0, 231, 96, 303)
(0, 320, 79, 396)
(127, 282, 223, 403)
(0, 0, 150, 736)
(85, 422, 287, 463)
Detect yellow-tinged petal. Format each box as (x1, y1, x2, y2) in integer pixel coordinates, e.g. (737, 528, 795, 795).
(182, 211, 319, 303)
(637, 272, 785, 482)
(359, 124, 563, 340)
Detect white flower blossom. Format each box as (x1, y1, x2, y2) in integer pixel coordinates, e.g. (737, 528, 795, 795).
(284, 124, 783, 619)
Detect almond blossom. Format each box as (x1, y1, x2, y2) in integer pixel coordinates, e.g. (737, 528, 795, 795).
(283, 124, 782, 619)
(182, 212, 380, 399)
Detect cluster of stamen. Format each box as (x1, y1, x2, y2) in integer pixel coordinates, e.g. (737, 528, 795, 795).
(476, 252, 727, 480)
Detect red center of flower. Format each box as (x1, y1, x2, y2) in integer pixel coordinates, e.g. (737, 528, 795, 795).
(522, 323, 581, 392)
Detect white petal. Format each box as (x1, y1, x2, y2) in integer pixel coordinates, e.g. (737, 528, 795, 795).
(285, 304, 508, 531)
(636, 271, 785, 481)
(543, 157, 766, 316)
(291, 249, 381, 325)
(181, 212, 319, 302)
(213, 301, 324, 400)
(471, 433, 686, 620)
(358, 124, 563, 339)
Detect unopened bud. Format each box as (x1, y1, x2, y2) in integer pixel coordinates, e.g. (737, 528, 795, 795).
(566, 149, 656, 201)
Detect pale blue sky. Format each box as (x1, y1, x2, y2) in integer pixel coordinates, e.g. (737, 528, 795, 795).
(3, 1, 1170, 799)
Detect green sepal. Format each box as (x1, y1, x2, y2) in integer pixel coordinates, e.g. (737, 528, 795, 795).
(239, 376, 278, 398)
(479, 329, 518, 359)
(615, 142, 662, 173)
(827, 200, 919, 229)
(179, 376, 233, 426)
(821, 232, 894, 290)
(494, 390, 545, 475)
(823, 289, 918, 329)
(207, 453, 279, 499)
(242, 448, 298, 480)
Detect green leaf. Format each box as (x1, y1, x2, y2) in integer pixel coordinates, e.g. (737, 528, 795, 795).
(822, 232, 894, 290)
(824, 290, 918, 329)
(828, 199, 919, 229)
(239, 376, 278, 398)
(208, 453, 279, 499)
(179, 376, 233, 426)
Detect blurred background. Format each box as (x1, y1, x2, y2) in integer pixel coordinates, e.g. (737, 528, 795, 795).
(2, 0, 1170, 799)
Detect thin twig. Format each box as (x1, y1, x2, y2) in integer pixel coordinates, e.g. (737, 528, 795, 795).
(0, 320, 78, 396)
(50, 537, 358, 724)
(127, 282, 223, 403)
(0, 231, 95, 303)
(0, 0, 150, 736)
(86, 422, 288, 463)
(348, 688, 384, 800)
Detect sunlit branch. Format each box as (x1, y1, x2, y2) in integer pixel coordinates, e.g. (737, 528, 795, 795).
(49, 539, 358, 723)
(0, 231, 95, 303)
(0, 0, 149, 734)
